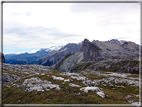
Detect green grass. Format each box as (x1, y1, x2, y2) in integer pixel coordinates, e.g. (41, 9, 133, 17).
(85, 73, 107, 80)
(97, 81, 139, 98)
(127, 74, 139, 78)
(97, 60, 139, 74)
(72, 59, 139, 74)
(2, 85, 130, 104)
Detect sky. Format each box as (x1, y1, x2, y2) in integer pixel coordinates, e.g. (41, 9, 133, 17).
(3, 3, 140, 54)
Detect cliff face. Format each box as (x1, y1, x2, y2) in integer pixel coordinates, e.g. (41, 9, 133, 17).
(79, 38, 102, 61)
(52, 38, 139, 72)
(52, 39, 103, 72)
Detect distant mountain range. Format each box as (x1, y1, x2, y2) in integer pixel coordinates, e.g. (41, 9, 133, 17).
(39, 45, 63, 52)
(29, 43, 82, 66)
(4, 39, 139, 68)
(4, 45, 63, 65)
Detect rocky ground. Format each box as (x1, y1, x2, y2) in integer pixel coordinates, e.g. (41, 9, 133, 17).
(2, 63, 141, 106)
(2, 63, 52, 85)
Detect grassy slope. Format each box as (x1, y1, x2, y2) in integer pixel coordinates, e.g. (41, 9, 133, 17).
(72, 59, 139, 74)
(3, 69, 138, 104)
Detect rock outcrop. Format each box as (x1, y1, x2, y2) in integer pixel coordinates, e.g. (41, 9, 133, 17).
(2, 63, 52, 85)
(78, 38, 102, 61)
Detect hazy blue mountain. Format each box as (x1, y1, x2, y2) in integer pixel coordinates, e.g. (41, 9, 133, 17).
(5, 46, 63, 65)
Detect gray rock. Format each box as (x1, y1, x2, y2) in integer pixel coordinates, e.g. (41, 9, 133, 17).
(2, 75, 24, 85)
(2, 63, 52, 85)
(52, 38, 139, 73)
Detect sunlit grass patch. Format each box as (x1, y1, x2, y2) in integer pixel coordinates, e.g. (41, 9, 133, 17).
(85, 73, 108, 80)
(101, 88, 129, 104)
(96, 81, 139, 104)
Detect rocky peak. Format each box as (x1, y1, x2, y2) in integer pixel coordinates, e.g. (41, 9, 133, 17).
(105, 39, 126, 45)
(121, 41, 139, 51)
(79, 38, 101, 61)
(79, 38, 90, 52)
(84, 38, 90, 43)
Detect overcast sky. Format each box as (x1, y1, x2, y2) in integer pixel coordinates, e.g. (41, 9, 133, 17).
(3, 3, 140, 54)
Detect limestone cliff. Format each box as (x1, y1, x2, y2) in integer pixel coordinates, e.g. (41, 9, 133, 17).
(52, 38, 139, 72)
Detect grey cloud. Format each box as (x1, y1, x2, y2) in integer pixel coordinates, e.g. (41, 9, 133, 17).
(70, 3, 139, 28)
(4, 23, 79, 39)
(3, 21, 82, 48)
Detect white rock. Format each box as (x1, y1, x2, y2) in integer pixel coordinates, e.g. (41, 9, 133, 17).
(131, 102, 141, 106)
(69, 83, 81, 87)
(96, 91, 105, 98)
(52, 76, 64, 80)
(64, 79, 70, 82)
(80, 87, 100, 93)
(35, 73, 39, 75)
(41, 73, 45, 75)
(129, 100, 141, 106)
(22, 77, 60, 92)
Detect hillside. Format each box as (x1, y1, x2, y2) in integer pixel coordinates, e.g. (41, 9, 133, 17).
(2, 63, 140, 105)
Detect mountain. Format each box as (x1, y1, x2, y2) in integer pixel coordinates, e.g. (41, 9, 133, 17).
(52, 38, 139, 72)
(30, 43, 82, 66)
(2, 39, 140, 105)
(5, 50, 51, 65)
(39, 45, 63, 52)
(104, 39, 126, 45)
(4, 45, 63, 65)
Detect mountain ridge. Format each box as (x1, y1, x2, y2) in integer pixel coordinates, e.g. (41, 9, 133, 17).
(30, 43, 82, 66)
(4, 39, 139, 67)
(52, 38, 139, 72)
(4, 45, 63, 65)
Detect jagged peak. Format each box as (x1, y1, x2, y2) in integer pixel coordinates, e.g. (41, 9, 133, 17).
(105, 39, 124, 45)
(83, 38, 90, 43)
(79, 38, 101, 53)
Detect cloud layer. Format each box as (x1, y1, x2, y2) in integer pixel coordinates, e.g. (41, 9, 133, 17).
(3, 3, 140, 54)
